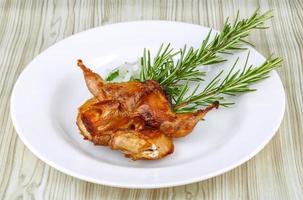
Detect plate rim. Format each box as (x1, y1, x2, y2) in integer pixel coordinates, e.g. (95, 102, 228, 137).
(10, 20, 286, 189)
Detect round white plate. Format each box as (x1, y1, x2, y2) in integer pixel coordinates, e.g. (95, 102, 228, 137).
(11, 21, 285, 188)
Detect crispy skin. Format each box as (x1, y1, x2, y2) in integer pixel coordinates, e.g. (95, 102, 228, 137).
(159, 102, 219, 137)
(110, 129, 174, 160)
(76, 98, 173, 159)
(76, 59, 217, 160)
(77, 59, 158, 111)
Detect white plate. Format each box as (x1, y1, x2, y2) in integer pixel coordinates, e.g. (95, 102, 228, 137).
(10, 21, 285, 188)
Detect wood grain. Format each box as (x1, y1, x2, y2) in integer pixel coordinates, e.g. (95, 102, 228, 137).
(0, 0, 302, 199)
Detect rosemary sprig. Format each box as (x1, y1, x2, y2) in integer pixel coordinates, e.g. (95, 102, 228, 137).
(139, 9, 273, 92)
(139, 43, 178, 82)
(104, 10, 282, 114)
(174, 53, 283, 113)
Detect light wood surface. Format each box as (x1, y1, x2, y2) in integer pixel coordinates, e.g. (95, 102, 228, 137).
(1, 0, 302, 199)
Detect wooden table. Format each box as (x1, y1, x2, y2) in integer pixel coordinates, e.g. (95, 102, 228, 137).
(1, 0, 302, 199)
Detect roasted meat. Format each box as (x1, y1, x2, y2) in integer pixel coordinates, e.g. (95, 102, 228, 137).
(76, 97, 174, 159)
(76, 59, 217, 160)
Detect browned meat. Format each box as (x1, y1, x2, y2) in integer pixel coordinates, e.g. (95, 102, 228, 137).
(76, 97, 173, 159)
(76, 59, 217, 160)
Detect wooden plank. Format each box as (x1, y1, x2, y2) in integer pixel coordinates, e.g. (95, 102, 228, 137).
(0, 0, 302, 199)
